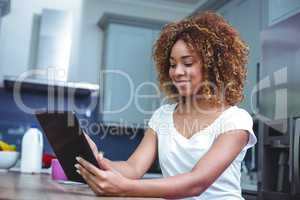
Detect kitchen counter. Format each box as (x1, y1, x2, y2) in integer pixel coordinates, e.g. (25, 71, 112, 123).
(0, 171, 163, 200)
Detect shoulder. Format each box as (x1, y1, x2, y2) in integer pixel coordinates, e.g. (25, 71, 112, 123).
(219, 106, 257, 150)
(151, 103, 176, 117)
(215, 106, 254, 136)
(222, 106, 253, 124)
(147, 103, 176, 134)
(148, 103, 176, 122)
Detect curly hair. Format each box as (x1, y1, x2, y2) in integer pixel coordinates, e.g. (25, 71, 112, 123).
(152, 11, 249, 106)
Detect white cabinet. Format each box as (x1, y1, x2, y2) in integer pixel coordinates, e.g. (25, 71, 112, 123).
(0, 0, 10, 85)
(0, 8, 1, 33)
(268, 0, 300, 25)
(100, 22, 162, 127)
(218, 0, 261, 113)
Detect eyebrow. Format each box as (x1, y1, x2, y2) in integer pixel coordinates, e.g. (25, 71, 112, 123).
(169, 55, 194, 60)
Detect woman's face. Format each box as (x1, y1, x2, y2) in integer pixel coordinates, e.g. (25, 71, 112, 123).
(169, 39, 203, 97)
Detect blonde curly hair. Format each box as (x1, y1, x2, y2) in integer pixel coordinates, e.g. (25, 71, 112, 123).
(152, 11, 249, 106)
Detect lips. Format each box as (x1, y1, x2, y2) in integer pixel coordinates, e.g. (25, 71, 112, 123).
(174, 80, 191, 87)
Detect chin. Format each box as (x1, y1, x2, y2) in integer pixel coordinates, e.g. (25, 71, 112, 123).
(178, 90, 192, 97)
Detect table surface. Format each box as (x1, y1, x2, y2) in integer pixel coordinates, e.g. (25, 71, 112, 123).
(0, 171, 162, 200)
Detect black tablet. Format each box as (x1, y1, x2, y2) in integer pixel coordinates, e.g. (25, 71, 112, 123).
(35, 110, 101, 183)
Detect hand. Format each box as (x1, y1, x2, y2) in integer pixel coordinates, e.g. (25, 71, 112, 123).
(84, 133, 100, 157)
(84, 133, 113, 171)
(75, 156, 130, 197)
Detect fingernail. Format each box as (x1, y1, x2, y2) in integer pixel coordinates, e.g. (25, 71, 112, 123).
(76, 170, 81, 174)
(76, 157, 80, 161)
(74, 164, 80, 169)
(99, 151, 104, 156)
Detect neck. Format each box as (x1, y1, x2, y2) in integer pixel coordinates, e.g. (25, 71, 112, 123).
(176, 98, 230, 115)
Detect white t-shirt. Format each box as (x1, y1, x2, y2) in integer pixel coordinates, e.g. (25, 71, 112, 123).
(148, 103, 257, 200)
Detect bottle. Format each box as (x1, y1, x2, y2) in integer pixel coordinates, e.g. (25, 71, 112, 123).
(21, 124, 43, 173)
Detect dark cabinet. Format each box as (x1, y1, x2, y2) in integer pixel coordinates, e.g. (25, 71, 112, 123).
(243, 190, 258, 200)
(0, 0, 10, 17)
(0, 0, 10, 30)
(257, 117, 300, 200)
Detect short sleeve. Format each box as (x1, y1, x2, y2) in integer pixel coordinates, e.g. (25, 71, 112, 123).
(148, 105, 164, 134)
(218, 108, 257, 150)
(147, 104, 173, 135)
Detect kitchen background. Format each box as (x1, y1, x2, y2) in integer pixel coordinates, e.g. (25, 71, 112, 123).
(1, 0, 300, 200)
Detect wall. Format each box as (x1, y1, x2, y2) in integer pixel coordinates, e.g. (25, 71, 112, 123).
(0, 0, 83, 85)
(0, 0, 192, 85)
(69, 0, 192, 84)
(217, 0, 262, 113)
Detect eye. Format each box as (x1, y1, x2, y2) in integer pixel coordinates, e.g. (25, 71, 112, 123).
(169, 64, 176, 68)
(184, 63, 193, 67)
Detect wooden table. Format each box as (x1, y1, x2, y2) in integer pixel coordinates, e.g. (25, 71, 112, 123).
(0, 171, 162, 200)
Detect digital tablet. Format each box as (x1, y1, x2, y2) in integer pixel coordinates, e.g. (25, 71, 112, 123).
(35, 110, 101, 183)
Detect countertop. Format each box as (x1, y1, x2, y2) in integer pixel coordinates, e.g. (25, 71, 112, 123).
(0, 171, 163, 200)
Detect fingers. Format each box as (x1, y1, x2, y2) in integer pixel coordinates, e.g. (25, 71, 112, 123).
(84, 134, 100, 158)
(99, 151, 104, 158)
(83, 134, 106, 165)
(94, 152, 113, 171)
(96, 152, 104, 168)
(90, 151, 111, 173)
(96, 152, 113, 171)
(84, 134, 97, 150)
(76, 166, 104, 196)
(76, 157, 126, 197)
(76, 157, 106, 177)
(99, 158, 113, 171)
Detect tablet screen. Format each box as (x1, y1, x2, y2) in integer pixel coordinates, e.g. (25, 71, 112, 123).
(35, 111, 101, 183)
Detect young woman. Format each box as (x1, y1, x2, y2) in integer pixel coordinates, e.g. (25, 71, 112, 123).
(75, 11, 257, 200)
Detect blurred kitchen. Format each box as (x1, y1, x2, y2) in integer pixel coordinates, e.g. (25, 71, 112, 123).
(0, 0, 300, 200)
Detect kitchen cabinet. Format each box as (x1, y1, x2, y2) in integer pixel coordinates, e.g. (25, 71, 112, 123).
(0, 0, 10, 84)
(0, 0, 10, 32)
(243, 193, 257, 200)
(0, 0, 9, 17)
(258, 12, 300, 199)
(268, 0, 300, 25)
(98, 14, 165, 127)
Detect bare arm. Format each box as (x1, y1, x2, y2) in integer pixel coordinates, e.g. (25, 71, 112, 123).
(123, 130, 249, 199)
(84, 128, 157, 179)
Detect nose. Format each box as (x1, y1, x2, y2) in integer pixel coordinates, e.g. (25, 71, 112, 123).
(174, 64, 186, 76)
